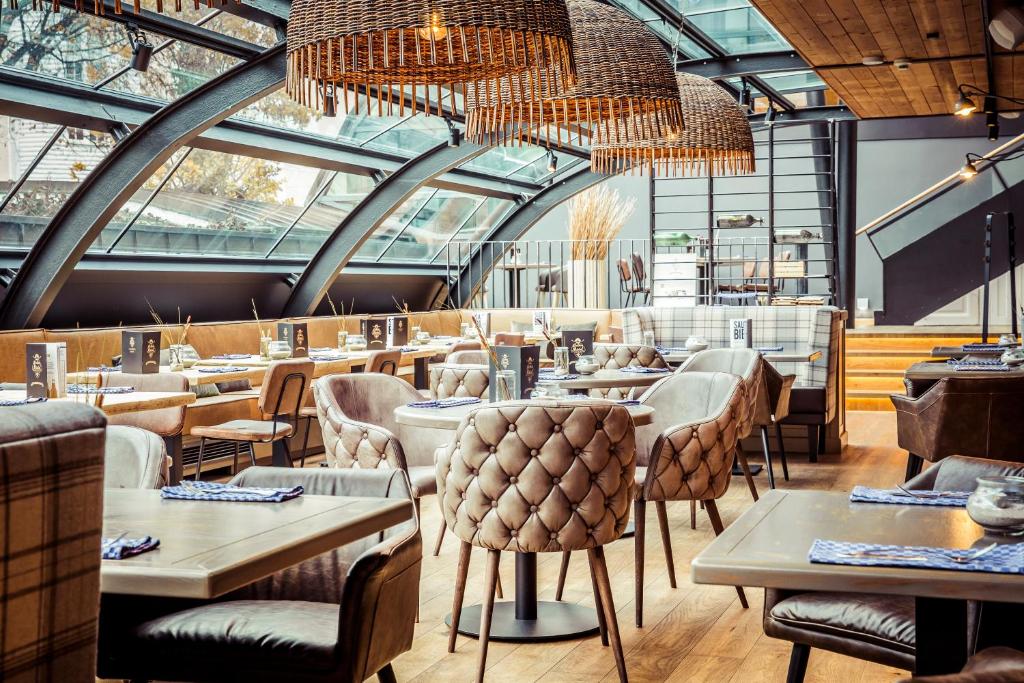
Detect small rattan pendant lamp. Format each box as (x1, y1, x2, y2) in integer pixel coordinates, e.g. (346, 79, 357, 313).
(591, 73, 755, 176)
(464, 0, 684, 149)
(285, 0, 577, 117)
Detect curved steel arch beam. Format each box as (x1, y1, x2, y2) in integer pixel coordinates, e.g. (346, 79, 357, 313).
(0, 44, 287, 330)
(281, 141, 491, 317)
(453, 169, 606, 306)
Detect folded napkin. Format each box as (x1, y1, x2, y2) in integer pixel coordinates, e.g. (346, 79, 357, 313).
(67, 384, 135, 394)
(618, 366, 671, 374)
(617, 399, 641, 406)
(849, 486, 971, 507)
(961, 343, 1005, 351)
(406, 397, 483, 409)
(809, 539, 1024, 574)
(102, 535, 160, 560)
(539, 372, 580, 380)
(398, 346, 418, 352)
(655, 346, 688, 354)
(310, 354, 346, 362)
(309, 347, 335, 353)
(946, 358, 1005, 366)
(197, 366, 248, 373)
(161, 481, 304, 503)
(87, 366, 121, 373)
(757, 345, 784, 352)
(0, 397, 46, 407)
(212, 354, 251, 360)
(953, 364, 1010, 372)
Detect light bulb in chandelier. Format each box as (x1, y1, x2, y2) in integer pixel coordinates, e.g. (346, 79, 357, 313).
(418, 11, 448, 41)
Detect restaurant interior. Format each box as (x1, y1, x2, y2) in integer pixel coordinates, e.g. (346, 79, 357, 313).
(3, 0, 1024, 681)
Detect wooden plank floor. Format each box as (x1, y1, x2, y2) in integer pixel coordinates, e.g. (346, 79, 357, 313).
(398, 411, 909, 682)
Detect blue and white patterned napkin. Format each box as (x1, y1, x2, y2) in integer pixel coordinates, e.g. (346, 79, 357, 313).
(655, 346, 688, 354)
(809, 539, 1024, 574)
(961, 343, 1005, 352)
(197, 366, 248, 374)
(398, 346, 418, 353)
(212, 354, 251, 360)
(310, 354, 346, 362)
(849, 486, 971, 507)
(617, 399, 641, 406)
(618, 367, 671, 374)
(757, 345, 784, 352)
(953, 364, 1010, 372)
(539, 372, 580, 380)
(87, 366, 121, 373)
(67, 384, 135, 394)
(0, 396, 47, 407)
(407, 397, 483, 409)
(161, 481, 304, 503)
(947, 358, 1005, 367)
(102, 536, 160, 560)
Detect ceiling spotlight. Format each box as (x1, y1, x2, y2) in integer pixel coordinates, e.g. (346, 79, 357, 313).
(126, 24, 153, 72)
(546, 148, 557, 174)
(764, 107, 776, 124)
(861, 54, 885, 66)
(954, 87, 978, 117)
(988, 111, 1000, 141)
(959, 155, 979, 179)
(444, 116, 461, 147)
(323, 84, 337, 117)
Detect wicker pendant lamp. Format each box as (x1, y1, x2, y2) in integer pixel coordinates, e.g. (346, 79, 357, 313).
(592, 73, 755, 176)
(464, 0, 684, 149)
(285, 0, 577, 117)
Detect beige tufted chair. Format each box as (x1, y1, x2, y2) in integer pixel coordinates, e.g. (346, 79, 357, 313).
(445, 340, 482, 358)
(590, 343, 669, 399)
(429, 363, 490, 400)
(448, 349, 488, 365)
(104, 425, 170, 489)
(436, 400, 636, 683)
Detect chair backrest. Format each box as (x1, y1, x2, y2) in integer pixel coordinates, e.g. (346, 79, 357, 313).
(630, 252, 646, 281)
(367, 350, 402, 375)
(448, 350, 488, 364)
(103, 371, 188, 437)
(742, 261, 757, 279)
(226, 467, 420, 683)
(430, 363, 490, 399)
(313, 373, 421, 436)
(1, 403, 106, 681)
(258, 359, 314, 419)
(446, 340, 482, 358)
(906, 454, 1024, 492)
(312, 381, 409, 472)
(617, 258, 632, 284)
(590, 344, 669, 399)
(104, 425, 168, 489)
(494, 332, 526, 346)
(436, 400, 636, 553)
(677, 348, 763, 435)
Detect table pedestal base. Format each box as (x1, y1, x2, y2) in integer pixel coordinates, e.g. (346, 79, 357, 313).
(446, 601, 599, 642)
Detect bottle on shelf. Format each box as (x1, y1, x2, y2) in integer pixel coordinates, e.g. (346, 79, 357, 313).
(716, 214, 764, 228)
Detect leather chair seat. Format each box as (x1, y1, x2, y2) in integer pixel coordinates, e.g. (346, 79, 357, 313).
(191, 419, 294, 442)
(786, 386, 826, 416)
(129, 601, 339, 674)
(767, 592, 916, 669)
(183, 393, 260, 435)
(407, 465, 437, 498)
(299, 405, 318, 418)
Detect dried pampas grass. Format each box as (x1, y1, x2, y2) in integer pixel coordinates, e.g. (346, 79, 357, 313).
(567, 185, 636, 260)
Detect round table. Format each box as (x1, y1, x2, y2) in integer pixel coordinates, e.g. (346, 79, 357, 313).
(393, 398, 654, 643)
(540, 368, 671, 395)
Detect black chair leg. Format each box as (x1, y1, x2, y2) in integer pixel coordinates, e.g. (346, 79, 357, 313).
(759, 426, 776, 489)
(786, 643, 811, 683)
(299, 416, 313, 468)
(377, 663, 398, 683)
(194, 437, 206, 481)
(775, 423, 790, 481)
(232, 441, 240, 475)
(806, 425, 819, 463)
(905, 453, 924, 482)
(248, 442, 257, 467)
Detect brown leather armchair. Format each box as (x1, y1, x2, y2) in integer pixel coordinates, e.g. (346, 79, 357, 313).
(765, 455, 1024, 683)
(97, 467, 420, 683)
(430, 363, 489, 400)
(1, 403, 106, 682)
(436, 400, 635, 683)
(892, 376, 1024, 479)
(900, 647, 1024, 682)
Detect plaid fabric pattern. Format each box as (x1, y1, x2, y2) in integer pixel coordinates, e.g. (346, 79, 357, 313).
(406, 397, 483, 409)
(1, 403, 106, 682)
(849, 486, 970, 507)
(160, 481, 304, 503)
(809, 539, 1024, 574)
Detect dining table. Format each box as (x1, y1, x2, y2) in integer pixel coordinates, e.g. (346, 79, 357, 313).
(540, 368, 670, 395)
(658, 346, 823, 365)
(101, 489, 413, 599)
(394, 397, 654, 644)
(0, 389, 196, 416)
(903, 359, 1024, 397)
(691, 489, 1024, 675)
(68, 365, 267, 388)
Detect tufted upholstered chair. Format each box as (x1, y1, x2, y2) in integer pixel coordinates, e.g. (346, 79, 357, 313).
(104, 425, 169, 489)
(436, 400, 636, 682)
(590, 343, 669, 399)
(430, 363, 490, 400)
(97, 468, 420, 683)
(448, 349, 488, 365)
(445, 340, 482, 358)
(104, 371, 187, 482)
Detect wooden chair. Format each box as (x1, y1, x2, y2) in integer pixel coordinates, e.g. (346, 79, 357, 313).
(629, 252, 652, 305)
(367, 350, 402, 375)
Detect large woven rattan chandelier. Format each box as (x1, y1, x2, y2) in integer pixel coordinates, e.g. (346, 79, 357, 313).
(464, 0, 684, 149)
(591, 73, 755, 176)
(285, 0, 577, 116)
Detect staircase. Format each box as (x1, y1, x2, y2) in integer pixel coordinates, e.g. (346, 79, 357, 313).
(845, 329, 986, 410)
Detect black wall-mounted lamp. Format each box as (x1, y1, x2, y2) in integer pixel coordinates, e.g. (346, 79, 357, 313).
(126, 24, 153, 72)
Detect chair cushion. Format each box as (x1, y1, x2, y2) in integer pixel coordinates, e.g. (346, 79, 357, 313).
(787, 385, 826, 415)
(191, 420, 294, 441)
(130, 600, 339, 672)
(768, 592, 915, 656)
(407, 465, 437, 498)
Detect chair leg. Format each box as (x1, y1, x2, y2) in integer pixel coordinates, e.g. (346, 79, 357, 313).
(433, 519, 447, 557)
(634, 498, 646, 628)
(735, 447, 759, 501)
(786, 643, 811, 683)
(760, 426, 776, 490)
(589, 546, 628, 683)
(690, 500, 697, 529)
(449, 541, 472, 653)
(476, 549, 501, 683)
(377, 663, 398, 683)
(194, 437, 206, 481)
(231, 441, 240, 475)
(806, 425, 819, 463)
(247, 442, 257, 467)
(555, 551, 571, 601)
(704, 500, 748, 609)
(775, 423, 790, 481)
(495, 572, 504, 600)
(905, 453, 924, 482)
(654, 501, 676, 589)
(299, 416, 313, 468)
(588, 551, 609, 646)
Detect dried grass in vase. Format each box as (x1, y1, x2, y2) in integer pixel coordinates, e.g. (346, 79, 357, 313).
(567, 185, 637, 260)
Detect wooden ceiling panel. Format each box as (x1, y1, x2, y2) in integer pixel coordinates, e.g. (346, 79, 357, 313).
(751, 0, 1024, 119)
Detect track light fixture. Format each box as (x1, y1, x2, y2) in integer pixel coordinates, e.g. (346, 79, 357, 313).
(959, 147, 1024, 181)
(959, 154, 980, 179)
(546, 148, 558, 174)
(444, 117, 461, 147)
(125, 23, 153, 72)
(953, 84, 1024, 118)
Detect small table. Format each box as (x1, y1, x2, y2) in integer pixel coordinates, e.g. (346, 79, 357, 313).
(931, 345, 1015, 359)
(394, 398, 654, 643)
(542, 369, 669, 396)
(101, 489, 413, 599)
(69, 366, 266, 388)
(691, 490, 1024, 675)
(0, 390, 196, 416)
(658, 347, 823, 365)
(904, 360, 1024, 397)
(494, 262, 554, 308)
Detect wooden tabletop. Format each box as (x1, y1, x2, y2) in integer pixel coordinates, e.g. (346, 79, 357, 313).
(101, 489, 413, 599)
(0, 390, 196, 416)
(659, 347, 823, 364)
(905, 360, 1024, 382)
(68, 366, 266, 388)
(545, 369, 669, 391)
(691, 490, 1024, 603)
(394, 400, 655, 430)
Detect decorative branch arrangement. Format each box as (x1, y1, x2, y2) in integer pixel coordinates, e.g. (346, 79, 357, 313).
(567, 185, 636, 260)
(470, 314, 512, 401)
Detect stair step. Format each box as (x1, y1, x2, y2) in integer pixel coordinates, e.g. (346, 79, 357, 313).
(846, 375, 906, 391)
(847, 396, 898, 412)
(846, 355, 931, 371)
(846, 336, 979, 351)
(846, 368, 905, 377)
(847, 348, 935, 357)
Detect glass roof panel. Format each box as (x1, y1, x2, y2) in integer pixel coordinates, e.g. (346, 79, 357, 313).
(608, 0, 713, 59)
(378, 190, 483, 262)
(353, 187, 435, 261)
(431, 196, 515, 262)
(681, 1, 789, 55)
(267, 172, 376, 258)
